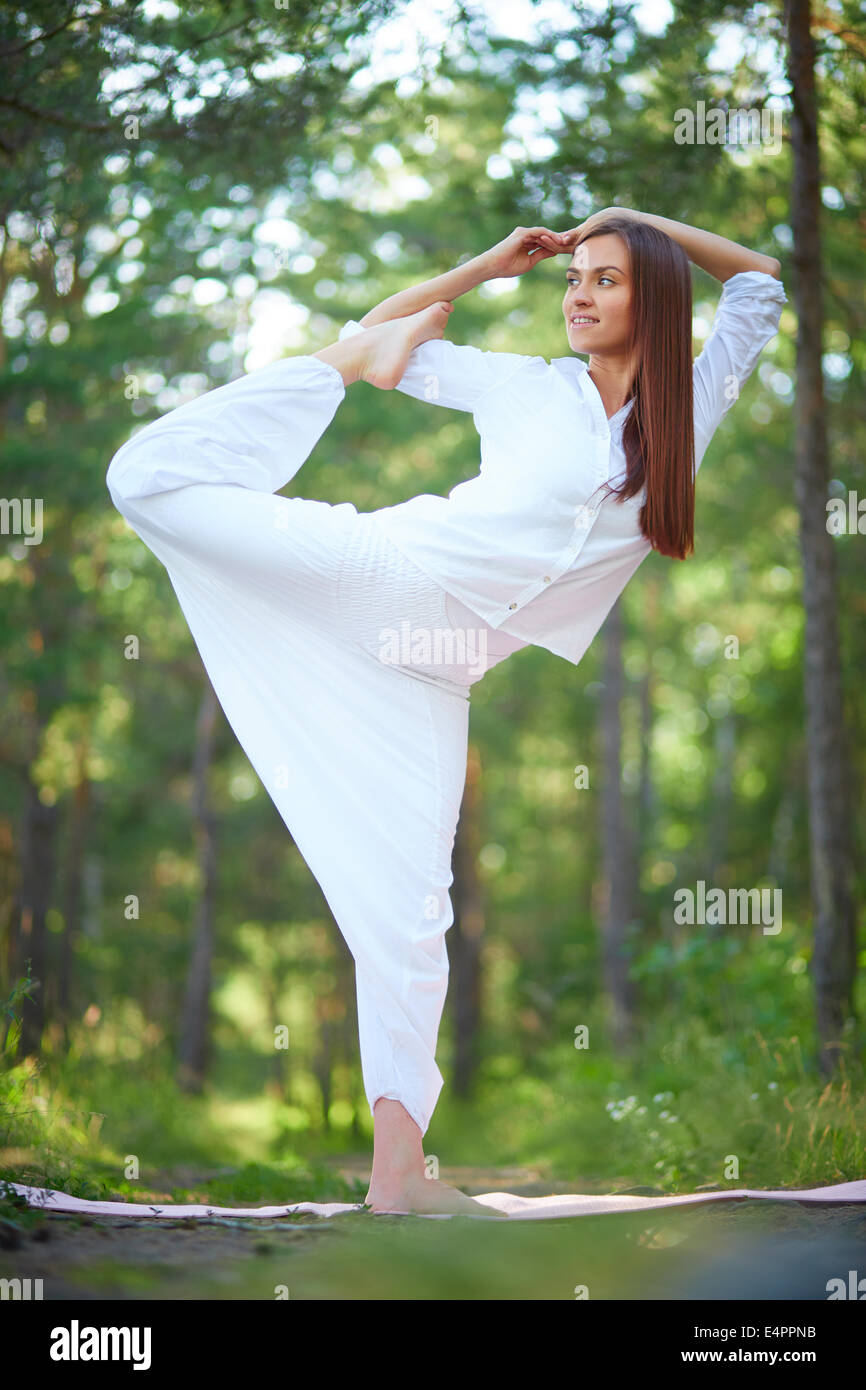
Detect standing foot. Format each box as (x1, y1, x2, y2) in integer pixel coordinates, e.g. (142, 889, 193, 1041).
(365, 1173, 508, 1218)
(362, 1095, 507, 1218)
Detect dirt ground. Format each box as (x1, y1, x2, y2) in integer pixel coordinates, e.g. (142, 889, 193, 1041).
(3, 1163, 866, 1300)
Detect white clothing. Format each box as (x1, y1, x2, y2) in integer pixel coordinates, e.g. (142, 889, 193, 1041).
(338, 269, 787, 664)
(105, 270, 785, 1136)
(105, 355, 521, 1137)
(341, 516, 528, 694)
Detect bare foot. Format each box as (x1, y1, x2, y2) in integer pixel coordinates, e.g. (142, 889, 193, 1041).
(356, 302, 454, 390)
(365, 1173, 508, 1218)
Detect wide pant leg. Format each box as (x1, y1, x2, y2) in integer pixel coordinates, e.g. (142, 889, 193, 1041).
(106, 354, 469, 1136)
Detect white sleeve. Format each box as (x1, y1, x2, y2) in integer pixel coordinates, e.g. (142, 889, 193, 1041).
(692, 271, 787, 471)
(338, 319, 539, 412)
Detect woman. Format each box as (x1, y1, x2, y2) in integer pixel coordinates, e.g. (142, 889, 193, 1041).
(106, 209, 786, 1217)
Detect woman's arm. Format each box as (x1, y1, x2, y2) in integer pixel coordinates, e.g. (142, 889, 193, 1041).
(358, 225, 569, 327)
(564, 208, 781, 284)
(640, 212, 781, 282)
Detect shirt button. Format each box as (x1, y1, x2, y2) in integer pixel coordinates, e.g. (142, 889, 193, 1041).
(508, 602, 517, 610)
(542, 575, 551, 583)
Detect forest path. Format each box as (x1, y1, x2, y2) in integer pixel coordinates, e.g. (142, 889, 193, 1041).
(2, 1163, 865, 1299)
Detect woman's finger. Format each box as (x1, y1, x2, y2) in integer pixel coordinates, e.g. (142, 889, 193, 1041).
(525, 226, 570, 244)
(536, 231, 570, 250)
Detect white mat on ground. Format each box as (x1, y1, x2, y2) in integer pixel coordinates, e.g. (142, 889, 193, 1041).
(8, 1179, 866, 1222)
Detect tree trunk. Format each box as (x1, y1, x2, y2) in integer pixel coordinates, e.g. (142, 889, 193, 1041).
(785, 0, 858, 1070)
(58, 746, 91, 1045)
(177, 679, 220, 1092)
(311, 990, 337, 1133)
(449, 741, 485, 1098)
(635, 572, 659, 862)
(14, 778, 60, 1056)
(599, 597, 638, 1051)
(636, 663, 654, 857)
(327, 933, 360, 1133)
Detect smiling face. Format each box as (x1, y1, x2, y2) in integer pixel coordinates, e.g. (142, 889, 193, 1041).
(563, 232, 633, 354)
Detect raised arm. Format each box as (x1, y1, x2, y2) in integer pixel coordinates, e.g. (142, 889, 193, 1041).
(563, 208, 781, 284)
(358, 226, 570, 326)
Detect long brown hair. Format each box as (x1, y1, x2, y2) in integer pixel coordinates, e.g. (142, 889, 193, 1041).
(576, 215, 695, 559)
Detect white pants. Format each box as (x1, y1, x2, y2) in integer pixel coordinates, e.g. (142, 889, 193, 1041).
(107, 353, 526, 1136)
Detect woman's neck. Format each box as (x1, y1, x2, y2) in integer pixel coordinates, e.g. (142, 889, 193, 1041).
(588, 351, 637, 420)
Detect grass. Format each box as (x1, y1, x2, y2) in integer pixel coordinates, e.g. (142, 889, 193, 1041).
(1, 990, 864, 1215)
(1, 1008, 863, 1300)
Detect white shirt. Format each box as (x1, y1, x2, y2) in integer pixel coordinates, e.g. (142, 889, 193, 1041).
(339, 269, 787, 665)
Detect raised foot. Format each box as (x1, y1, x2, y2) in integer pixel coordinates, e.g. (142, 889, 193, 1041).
(359, 301, 454, 390)
(365, 1174, 508, 1218)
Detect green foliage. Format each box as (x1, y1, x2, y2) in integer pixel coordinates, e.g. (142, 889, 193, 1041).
(201, 1161, 362, 1206)
(0, 964, 36, 1059)
(0, 1179, 47, 1243)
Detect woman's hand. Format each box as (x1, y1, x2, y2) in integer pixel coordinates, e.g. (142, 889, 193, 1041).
(481, 225, 573, 278)
(561, 209, 781, 281)
(559, 207, 645, 250)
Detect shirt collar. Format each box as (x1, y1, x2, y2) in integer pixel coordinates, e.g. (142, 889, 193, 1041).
(551, 356, 634, 432)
